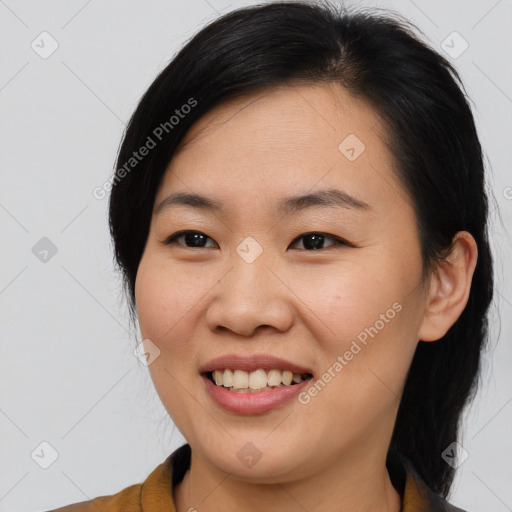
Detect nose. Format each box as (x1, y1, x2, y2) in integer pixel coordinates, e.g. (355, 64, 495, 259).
(205, 251, 294, 337)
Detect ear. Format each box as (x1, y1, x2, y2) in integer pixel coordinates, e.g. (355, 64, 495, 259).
(417, 231, 478, 342)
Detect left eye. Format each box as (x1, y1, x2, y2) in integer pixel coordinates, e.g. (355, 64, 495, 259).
(289, 232, 348, 250)
(163, 230, 350, 251)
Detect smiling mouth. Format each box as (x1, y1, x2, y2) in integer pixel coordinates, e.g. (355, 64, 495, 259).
(204, 368, 314, 393)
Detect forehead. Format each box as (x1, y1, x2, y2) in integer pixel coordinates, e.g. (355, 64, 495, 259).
(176, 83, 382, 154)
(158, 83, 409, 214)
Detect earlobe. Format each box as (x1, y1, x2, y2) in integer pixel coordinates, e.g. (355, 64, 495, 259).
(417, 231, 478, 342)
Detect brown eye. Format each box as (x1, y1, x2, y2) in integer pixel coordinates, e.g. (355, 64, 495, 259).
(289, 233, 351, 250)
(164, 230, 218, 248)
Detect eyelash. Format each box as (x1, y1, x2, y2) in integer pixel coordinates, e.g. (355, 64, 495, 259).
(162, 230, 355, 250)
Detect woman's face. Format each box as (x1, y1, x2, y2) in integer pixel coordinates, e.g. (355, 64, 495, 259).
(135, 83, 431, 481)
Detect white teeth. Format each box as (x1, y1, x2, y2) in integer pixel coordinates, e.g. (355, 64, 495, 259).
(282, 370, 293, 386)
(249, 369, 267, 389)
(213, 370, 223, 386)
(233, 369, 249, 389)
(267, 369, 282, 387)
(223, 369, 233, 387)
(209, 368, 311, 391)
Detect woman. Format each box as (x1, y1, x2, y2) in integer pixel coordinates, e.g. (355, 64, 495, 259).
(48, 1, 493, 511)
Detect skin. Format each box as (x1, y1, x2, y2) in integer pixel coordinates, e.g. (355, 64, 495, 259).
(134, 83, 478, 512)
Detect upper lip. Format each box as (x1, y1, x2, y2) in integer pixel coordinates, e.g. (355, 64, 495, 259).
(199, 354, 314, 376)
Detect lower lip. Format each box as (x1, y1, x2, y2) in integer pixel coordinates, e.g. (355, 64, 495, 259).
(202, 374, 312, 414)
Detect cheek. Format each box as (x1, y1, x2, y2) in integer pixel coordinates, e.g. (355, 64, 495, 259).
(297, 260, 401, 341)
(134, 254, 202, 348)
(299, 265, 416, 428)
(298, 256, 419, 383)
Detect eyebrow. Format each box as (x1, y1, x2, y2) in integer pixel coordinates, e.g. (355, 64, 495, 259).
(154, 188, 372, 215)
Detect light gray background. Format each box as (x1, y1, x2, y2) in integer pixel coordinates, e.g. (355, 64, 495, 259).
(0, 1, 510, 511)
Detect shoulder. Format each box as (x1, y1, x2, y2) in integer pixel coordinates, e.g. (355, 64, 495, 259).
(44, 450, 179, 512)
(401, 458, 468, 511)
(387, 449, 468, 512)
(44, 482, 143, 512)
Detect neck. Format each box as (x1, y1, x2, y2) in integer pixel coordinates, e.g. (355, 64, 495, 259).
(173, 444, 402, 512)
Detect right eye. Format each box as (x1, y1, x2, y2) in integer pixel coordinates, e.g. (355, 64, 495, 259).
(163, 230, 218, 248)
